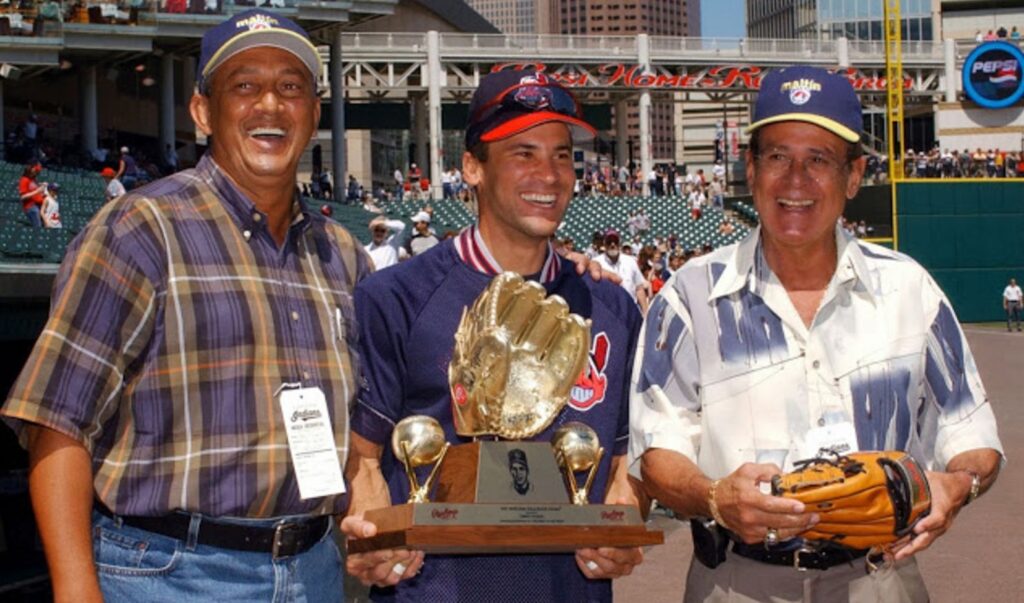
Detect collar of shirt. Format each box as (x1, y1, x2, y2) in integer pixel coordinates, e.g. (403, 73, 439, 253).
(195, 155, 309, 239)
(707, 224, 880, 307)
(454, 225, 560, 284)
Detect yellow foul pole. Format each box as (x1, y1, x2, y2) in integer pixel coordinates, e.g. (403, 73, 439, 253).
(883, 0, 904, 250)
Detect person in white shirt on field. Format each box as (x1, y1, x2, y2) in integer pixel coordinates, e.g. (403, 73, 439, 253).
(1003, 277, 1022, 332)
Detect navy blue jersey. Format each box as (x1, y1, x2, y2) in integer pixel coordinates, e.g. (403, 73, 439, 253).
(352, 238, 642, 603)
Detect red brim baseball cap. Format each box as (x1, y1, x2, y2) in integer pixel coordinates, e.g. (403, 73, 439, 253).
(465, 70, 596, 149)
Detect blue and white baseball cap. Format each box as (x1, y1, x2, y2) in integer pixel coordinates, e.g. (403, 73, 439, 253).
(747, 66, 863, 143)
(197, 9, 321, 93)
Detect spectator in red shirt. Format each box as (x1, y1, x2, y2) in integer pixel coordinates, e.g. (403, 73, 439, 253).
(18, 163, 46, 228)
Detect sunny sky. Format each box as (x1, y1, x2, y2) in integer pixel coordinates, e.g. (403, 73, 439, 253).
(701, 0, 746, 38)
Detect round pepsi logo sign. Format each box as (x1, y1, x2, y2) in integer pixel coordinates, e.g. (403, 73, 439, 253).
(962, 41, 1024, 109)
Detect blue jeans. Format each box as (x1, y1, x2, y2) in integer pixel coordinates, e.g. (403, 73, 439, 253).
(24, 204, 42, 228)
(93, 511, 343, 602)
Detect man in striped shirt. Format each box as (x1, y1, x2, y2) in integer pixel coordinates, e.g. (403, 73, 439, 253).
(1, 10, 369, 602)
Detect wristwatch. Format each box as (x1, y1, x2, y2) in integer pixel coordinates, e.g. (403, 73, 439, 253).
(962, 470, 981, 506)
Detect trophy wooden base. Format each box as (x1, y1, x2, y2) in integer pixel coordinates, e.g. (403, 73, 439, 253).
(346, 503, 664, 554)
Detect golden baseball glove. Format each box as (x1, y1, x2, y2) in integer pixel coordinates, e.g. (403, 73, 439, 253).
(449, 272, 591, 440)
(771, 450, 932, 550)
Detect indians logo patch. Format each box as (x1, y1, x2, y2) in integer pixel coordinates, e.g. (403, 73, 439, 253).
(780, 77, 821, 106)
(236, 14, 278, 30)
(570, 332, 609, 411)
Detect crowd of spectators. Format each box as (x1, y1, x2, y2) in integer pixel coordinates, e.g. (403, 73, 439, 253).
(975, 26, 1022, 42)
(902, 148, 1024, 179)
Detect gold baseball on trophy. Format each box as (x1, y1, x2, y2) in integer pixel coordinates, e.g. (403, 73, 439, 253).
(552, 422, 605, 505)
(392, 415, 450, 503)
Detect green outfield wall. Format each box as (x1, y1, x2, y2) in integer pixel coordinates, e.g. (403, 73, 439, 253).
(897, 181, 1024, 323)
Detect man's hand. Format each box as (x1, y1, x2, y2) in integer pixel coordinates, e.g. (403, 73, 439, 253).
(575, 455, 645, 579)
(891, 448, 1000, 561)
(714, 462, 818, 545)
(575, 546, 642, 580)
(340, 515, 424, 587)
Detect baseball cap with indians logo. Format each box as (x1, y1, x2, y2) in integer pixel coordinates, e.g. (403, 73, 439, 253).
(196, 9, 321, 94)
(464, 70, 596, 150)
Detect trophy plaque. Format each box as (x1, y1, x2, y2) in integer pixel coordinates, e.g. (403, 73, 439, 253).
(348, 273, 663, 554)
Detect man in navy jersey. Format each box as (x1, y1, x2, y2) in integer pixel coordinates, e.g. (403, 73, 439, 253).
(341, 70, 646, 601)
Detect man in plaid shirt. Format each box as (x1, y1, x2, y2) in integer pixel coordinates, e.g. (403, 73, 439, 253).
(1, 10, 369, 602)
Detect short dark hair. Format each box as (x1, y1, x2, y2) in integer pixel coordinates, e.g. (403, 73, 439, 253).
(749, 128, 862, 163)
(468, 142, 489, 163)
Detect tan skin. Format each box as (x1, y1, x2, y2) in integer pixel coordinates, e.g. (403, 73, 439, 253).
(189, 46, 321, 246)
(26, 46, 321, 603)
(641, 120, 1001, 554)
(342, 122, 646, 586)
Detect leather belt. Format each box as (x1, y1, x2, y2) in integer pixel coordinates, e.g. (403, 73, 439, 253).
(731, 541, 868, 571)
(95, 504, 331, 559)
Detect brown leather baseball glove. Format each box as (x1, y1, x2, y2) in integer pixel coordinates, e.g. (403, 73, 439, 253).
(771, 450, 932, 550)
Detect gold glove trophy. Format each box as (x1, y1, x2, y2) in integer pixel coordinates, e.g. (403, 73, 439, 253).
(349, 273, 663, 554)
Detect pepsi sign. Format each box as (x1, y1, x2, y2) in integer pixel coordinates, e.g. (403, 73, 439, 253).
(962, 41, 1024, 109)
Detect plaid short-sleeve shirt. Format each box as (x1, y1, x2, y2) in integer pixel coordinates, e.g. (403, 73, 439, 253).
(2, 155, 371, 518)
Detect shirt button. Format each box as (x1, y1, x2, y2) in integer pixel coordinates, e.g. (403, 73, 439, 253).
(812, 360, 820, 369)
(243, 230, 252, 241)
(252, 213, 262, 222)
(818, 417, 826, 427)
(291, 311, 300, 321)
(302, 371, 311, 380)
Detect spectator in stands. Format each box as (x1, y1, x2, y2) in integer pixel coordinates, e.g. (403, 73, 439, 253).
(1012, 26, 1021, 41)
(22, 114, 40, 162)
(319, 169, 333, 199)
(115, 145, 141, 189)
(405, 209, 438, 256)
(718, 217, 735, 235)
(441, 166, 454, 200)
(997, 25, 1008, 39)
(666, 249, 685, 275)
(17, 162, 46, 227)
(1, 10, 365, 603)
(346, 174, 361, 204)
(100, 166, 126, 201)
(584, 230, 604, 259)
(407, 162, 422, 200)
(596, 230, 649, 314)
(712, 159, 725, 182)
(975, 30, 984, 42)
(984, 29, 997, 40)
(164, 143, 179, 174)
(709, 176, 724, 209)
(365, 215, 406, 270)
(393, 166, 404, 202)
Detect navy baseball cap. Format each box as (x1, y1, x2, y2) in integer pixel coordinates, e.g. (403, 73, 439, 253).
(465, 70, 595, 149)
(747, 66, 863, 143)
(196, 9, 321, 93)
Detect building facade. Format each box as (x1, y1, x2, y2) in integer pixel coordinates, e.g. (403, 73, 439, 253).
(465, 0, 558, 34)
(747, 0, 935, 42)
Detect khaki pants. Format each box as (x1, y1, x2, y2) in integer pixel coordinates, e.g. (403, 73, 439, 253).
(684, 554, 928, 603)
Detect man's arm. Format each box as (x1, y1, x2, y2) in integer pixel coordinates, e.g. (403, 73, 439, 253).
(893, 447, 1002, 561)
(640, 448, 815, 544)
(27, 425, 102, 603)
(341, 432, 424, 587)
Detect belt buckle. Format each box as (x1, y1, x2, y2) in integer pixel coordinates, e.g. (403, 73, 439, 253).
(272, 521, 304, 560)
(793, 545, 817, 572)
